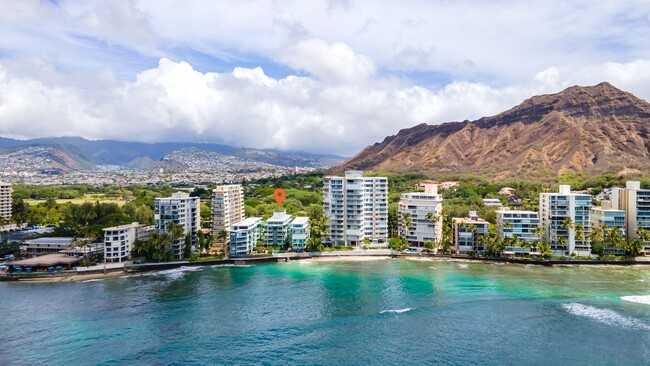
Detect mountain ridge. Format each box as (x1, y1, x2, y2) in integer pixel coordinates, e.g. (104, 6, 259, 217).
(0, 137, 347, 172)
(335, 82, 650, 180)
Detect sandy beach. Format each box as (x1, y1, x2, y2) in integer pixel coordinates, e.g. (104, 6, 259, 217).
(5, 270, 126, 283)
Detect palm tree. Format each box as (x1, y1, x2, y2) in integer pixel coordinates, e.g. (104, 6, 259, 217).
(166, 221, 185, 257)
(402, 213, 413, 238)
(607, 226, 624, 252)
(573, 223, 584, 256)
(637, 226, 650, 243)
(557, 236, 567, 255)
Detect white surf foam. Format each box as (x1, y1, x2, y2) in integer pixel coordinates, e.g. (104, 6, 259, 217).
(562, 303, 650, 330)
(380, 308, 413, 314)
(136, 266, 203, 280)
(621, 295, 650, 306)
(81, 278, 104, 283)
(458, 263, 469, 269)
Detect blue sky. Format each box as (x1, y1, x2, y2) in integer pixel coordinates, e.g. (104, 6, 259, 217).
(0, 0, 649, 155)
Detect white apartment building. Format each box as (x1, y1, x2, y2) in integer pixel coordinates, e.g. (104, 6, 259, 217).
(452, 211, 489, 254)
(540, 185, 592, 256)
(398, 184, 443, 247)
(230, 217, 262, 257)
(323, 171, 388, 246)
(103, 222, 155, 263)
(291, 217, 310, 252)
(265, 211, 292, 248)
(154, 192, 201, 259)
(0, 182, 11, 223)
(611, 181, 650, 254)
(212, 184, 245, 250)
(496, 210, 540, 254)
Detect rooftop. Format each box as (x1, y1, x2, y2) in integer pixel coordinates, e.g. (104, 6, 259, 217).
(292, 217, 309, 225)
(24, 237, 79, 245)
(10, 254, 79, 267)
(103, 222, 142, 231)
(233, 217, 262, 228)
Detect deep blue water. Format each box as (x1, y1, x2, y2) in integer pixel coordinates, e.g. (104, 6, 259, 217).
(1, 259, 649, 365)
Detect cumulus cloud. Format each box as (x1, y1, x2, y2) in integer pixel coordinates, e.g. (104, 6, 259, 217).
(278, 39, 376, 84)
(1, 1, 650, 155)
(2, 55, 649, 155)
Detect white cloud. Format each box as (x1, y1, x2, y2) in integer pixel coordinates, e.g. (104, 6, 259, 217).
(1, 55, 649, 156)
(278, 39, 376, 84)
(1, 1, 650, 155)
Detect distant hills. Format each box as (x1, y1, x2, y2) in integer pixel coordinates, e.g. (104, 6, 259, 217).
(0, 137, 346, 173)
(335, 82, 650, 180)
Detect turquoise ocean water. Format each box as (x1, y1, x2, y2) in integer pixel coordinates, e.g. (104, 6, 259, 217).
(1, 259, 649, 365)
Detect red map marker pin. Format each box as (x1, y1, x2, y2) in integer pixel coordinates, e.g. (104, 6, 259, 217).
(274, 188, 286, 205)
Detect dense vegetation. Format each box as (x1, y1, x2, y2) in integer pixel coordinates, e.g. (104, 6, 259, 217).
(4, 171, 648, 261)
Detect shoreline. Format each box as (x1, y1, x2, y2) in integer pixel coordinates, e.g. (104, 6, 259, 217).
(3, 270, 126, 283)
(3, 253, 649, 283)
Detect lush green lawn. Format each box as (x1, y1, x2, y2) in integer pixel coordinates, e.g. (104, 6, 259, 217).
(25, 194, 128, 206)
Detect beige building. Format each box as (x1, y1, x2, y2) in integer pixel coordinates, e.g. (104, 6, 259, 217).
(611, 181, 650, 254)
(212, 184, 245, 250)
(0, 182, 11, 223)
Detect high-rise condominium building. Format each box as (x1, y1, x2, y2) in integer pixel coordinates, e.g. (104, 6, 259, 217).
(0, 182, 12, 224)
(496, 210, 540, 243)
(154, 192, 200, 259)
(212, 184, 245, 250)
(323, 171, 388, 246)
(230, 217, 262, 257)
(398, 184, 443, 247)
(611, 181, 650, 254)
(103, 222, 155, 263)
(539, 185, 592, 256)
(496, 210, 540, 255)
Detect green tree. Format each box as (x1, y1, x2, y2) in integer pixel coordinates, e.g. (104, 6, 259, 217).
(183, 233, 193, 258)
(388, 204, 398, 237)
(389, 237, 408, 251)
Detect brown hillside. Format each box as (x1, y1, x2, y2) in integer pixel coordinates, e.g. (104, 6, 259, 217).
(335, 82, 650, 179)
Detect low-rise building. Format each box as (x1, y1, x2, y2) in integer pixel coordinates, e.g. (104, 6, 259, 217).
(103, 222, 155, 263)
(230, 217, 262, 257)
(496, 210, 540, 255)
(453, 211, 489, 255)
(291, 217, 310, 252)
(265, 211, 292, 248)
(398, 184, 443, 247)
(20, 237, 101, 257)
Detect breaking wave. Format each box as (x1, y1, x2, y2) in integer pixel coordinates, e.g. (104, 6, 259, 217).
(380, 308, 413, 314)
(562, 303, 650, 330)
(621, 295, 650, 306)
